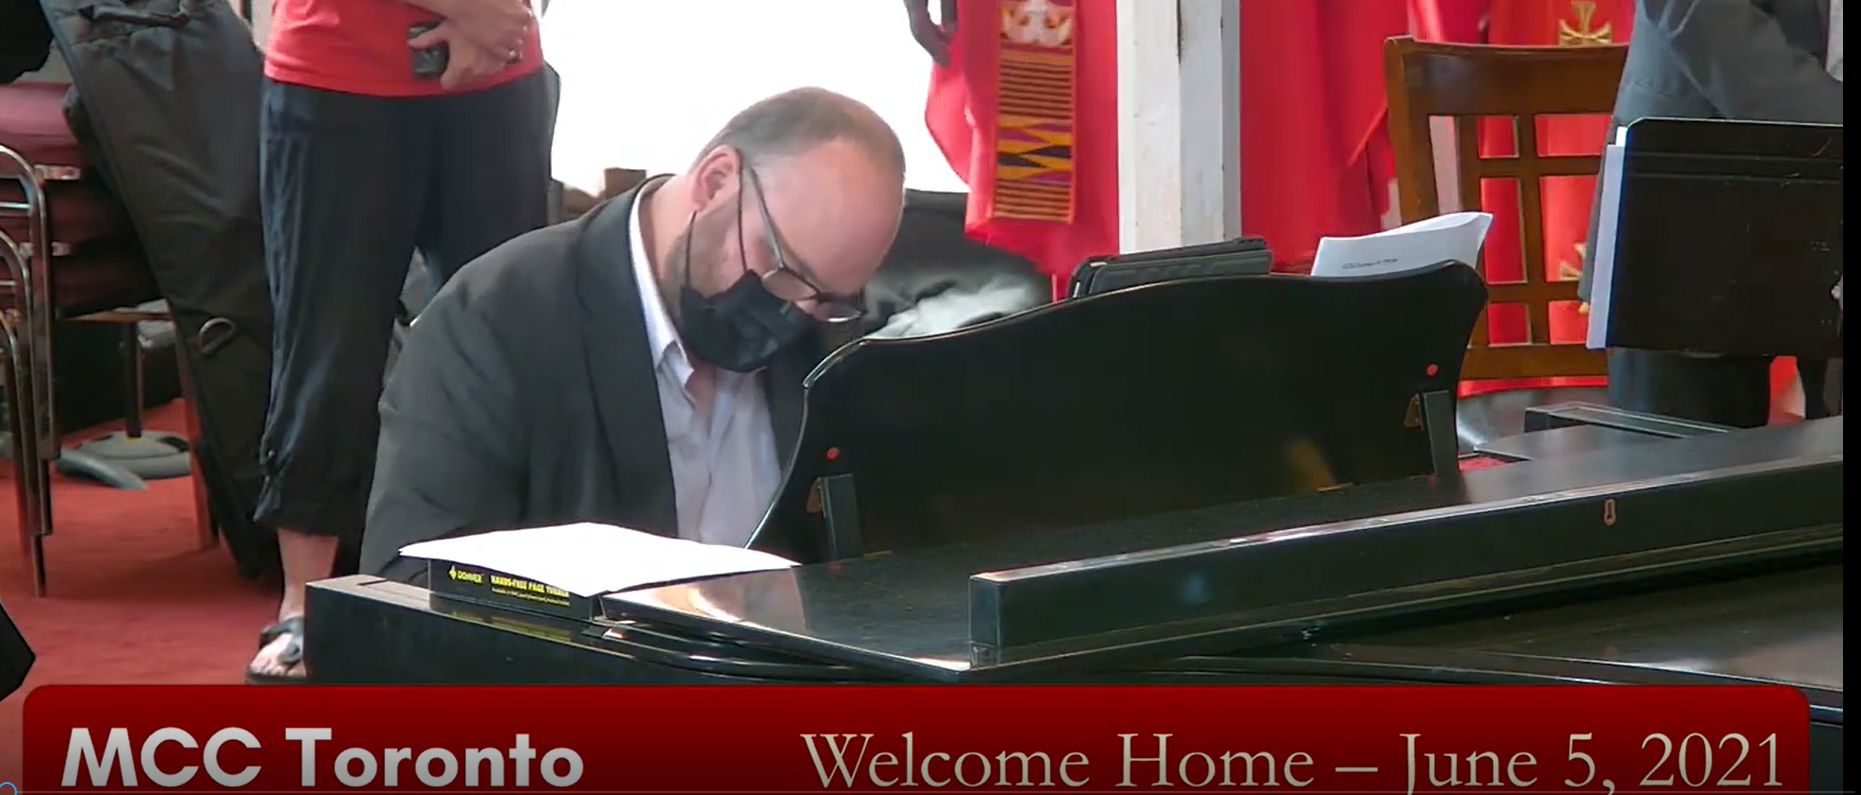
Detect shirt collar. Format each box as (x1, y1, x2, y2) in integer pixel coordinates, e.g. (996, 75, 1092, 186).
(629, 183, 694, 385)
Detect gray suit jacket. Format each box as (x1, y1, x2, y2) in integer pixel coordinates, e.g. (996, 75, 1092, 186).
(1579, 0, 1841, 300)
(360, 188, 816, 578)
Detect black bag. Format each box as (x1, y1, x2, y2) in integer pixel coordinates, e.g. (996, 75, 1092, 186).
(43, 0, 277, 577)
(1067, 237, 1274, 298)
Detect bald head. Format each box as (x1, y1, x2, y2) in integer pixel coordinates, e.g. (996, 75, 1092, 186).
(693, 87, 908, 178)
(653, 88, 908, 329)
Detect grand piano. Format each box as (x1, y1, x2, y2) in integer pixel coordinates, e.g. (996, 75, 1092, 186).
(307, 259, 1842, 791)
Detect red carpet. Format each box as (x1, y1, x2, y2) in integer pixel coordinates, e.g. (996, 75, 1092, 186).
(0, 401, 277, 780)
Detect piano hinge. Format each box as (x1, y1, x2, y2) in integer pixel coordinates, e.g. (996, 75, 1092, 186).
(1419, 389, 1458, 476)
(817, 473, 863, 560)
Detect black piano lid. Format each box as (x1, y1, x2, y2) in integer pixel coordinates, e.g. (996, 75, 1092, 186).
(605, 418, 1841, 683)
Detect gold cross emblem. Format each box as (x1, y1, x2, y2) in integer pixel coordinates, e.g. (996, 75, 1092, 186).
(1557, 0, 1613, 46)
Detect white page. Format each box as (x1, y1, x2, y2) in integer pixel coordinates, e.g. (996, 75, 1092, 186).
(1585, 139, 1628, 350)
(398, 523, 799, 598)
(1310, 211, 1494, 278)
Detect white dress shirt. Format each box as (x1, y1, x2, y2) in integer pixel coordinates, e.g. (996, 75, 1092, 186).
(628, 189, 782, 547)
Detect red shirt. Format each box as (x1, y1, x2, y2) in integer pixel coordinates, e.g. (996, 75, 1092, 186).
(264, 0, 543, 98)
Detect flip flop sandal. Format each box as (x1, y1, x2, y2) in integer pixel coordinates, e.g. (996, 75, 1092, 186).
(244, 616, 307, 685)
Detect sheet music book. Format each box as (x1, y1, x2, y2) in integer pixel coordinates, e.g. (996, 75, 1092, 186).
(399, 523, 799, 598)
(1311, 212, 1493, 278)
(1585, 127, 1629, 350)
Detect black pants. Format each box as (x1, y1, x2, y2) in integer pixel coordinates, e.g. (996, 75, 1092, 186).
(1607, 349, 1838, 429)
(255, 73, 551, 554)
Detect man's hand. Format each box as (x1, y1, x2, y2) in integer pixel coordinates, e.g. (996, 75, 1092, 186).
(906, 0, 959, 65)
(409, 22, 515, 90)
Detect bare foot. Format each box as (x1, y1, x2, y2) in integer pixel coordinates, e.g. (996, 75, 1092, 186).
(245, 617, 306, 683)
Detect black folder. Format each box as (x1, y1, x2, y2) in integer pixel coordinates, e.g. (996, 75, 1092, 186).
(1587, 118, 1842, 359)
(1067, 237, 1273, 297)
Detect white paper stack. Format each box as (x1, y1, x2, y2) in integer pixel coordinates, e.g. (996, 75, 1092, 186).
(1584, 127, 1630, 350)
(398, 523, 799, 598)
(1310, 211, 1494, 279)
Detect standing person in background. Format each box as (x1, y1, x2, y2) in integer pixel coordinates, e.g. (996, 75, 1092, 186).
(914, 0, 1408, 286)
(1580, 0, 1842, 427)
(913, 0, 1120, 298)
(248, 0, 552, 684)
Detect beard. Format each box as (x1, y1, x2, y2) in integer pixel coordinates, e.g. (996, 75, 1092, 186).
(660, 205, 734, 318)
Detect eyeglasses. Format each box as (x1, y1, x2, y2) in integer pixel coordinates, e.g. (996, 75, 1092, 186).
(739, 167, 867, 324)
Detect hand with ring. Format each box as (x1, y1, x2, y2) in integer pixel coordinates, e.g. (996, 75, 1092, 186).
(443, 0, 533, 59)
(407, 21, 523, 89)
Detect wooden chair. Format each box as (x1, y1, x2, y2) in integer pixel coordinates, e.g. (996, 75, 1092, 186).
(1382, 35, 1627, 452)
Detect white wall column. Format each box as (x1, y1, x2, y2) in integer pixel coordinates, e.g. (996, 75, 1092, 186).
(1115, 0, 1242, 253)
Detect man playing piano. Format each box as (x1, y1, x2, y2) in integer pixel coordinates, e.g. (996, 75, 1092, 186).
(358, 87, 908, 585)
(1583, 0, 1843, 427)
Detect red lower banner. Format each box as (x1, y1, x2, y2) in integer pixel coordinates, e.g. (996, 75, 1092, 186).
(24, 685, 1807, 793)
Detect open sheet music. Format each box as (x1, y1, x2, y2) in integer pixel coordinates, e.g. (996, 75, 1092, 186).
(398, 523, 799, 598)
(1311, 212, 1493, 279)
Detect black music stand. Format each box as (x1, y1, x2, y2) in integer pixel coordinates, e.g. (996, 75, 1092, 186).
(1587, 117, 1842, 360)
(748, 262, 1489, 564)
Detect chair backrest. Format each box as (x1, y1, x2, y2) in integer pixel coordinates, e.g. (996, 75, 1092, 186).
(1382, 35, 1625, 381)
(601, 167, 648, 199)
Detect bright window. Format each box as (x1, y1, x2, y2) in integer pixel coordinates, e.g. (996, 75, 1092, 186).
(540, 0, 967, 194)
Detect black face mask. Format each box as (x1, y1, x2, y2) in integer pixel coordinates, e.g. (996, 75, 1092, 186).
(675, 213, 814, 373)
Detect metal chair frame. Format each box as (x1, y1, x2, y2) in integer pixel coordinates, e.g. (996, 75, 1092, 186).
(1, 144, 57, 595)
(2, 141, 216, 596)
